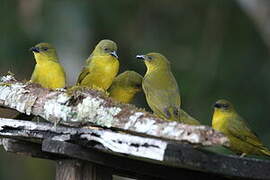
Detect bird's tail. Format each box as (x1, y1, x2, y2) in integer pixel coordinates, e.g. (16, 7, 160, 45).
(179, 109, 200, 125)
(260, 147, 270, 157)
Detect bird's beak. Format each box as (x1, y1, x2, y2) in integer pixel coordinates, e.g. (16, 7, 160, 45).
(136, 55, 146, 60)
(110, 51, 118, 59)
(29, 47, 40, 53)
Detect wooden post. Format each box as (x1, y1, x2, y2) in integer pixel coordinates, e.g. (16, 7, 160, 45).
(56, 160, 112, 180)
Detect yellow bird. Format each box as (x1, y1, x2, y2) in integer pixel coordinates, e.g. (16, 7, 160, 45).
(108, 71, 143, 103)
(108, 70, 199, 125)
(30, 43, 66, 89)
(136, 53, 181, 121)
(212, 99, 270, 157)
(76, 39, 119, 91)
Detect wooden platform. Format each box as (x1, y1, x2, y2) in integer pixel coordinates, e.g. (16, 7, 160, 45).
(0, 118, 269, 180)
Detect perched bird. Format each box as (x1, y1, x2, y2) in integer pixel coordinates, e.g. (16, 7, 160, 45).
(212, 99, 270, 157)
(180, 109, 200, 125)
(30, 43, 66, 89)
(108, 71, 143, 103)
(136, 53, 181, 121)
(76, 39, 119, 91)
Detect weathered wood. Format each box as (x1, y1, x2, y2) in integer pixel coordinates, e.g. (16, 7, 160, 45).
(0, 118, 169, 161)
(43, 140, 227, 180)
(165, 144, 270, 180)
(0, 107, 20, 119)
(1, 138, 60, 160)
(42, 139, 269, 180)
(0, 75, 269, 179)
(0, 75, 228, 146)
(56, 160, 112, 180)
(0, 119, 269, 179)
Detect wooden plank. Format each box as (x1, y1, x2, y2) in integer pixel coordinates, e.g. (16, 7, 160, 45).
(0, 118, 269, 179)
(42, 139, 231, 180)
(55, 160, 112, 180)
(165, 144, 270, 179)
(1, 138, 60, 160)
(0, 118, 168, 161)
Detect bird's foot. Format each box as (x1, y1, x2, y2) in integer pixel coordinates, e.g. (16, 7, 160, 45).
(240, 153, 247, 158)
(55, 88, 66, 92)
(66, 85, 84, 96)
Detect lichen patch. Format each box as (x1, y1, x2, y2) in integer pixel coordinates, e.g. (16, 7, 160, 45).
(0, 75, 15, 82)
(44, 93, 72, 122)
(75, 96, 121, 127)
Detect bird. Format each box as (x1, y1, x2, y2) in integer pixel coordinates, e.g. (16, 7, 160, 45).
(136, 53, 181, 122)
(76, 39, 119, 91)
(30, 42, 66, 89)
(108, 71, 143, 103)
(212, 99, 270, 157)
(13, 43, 66, 122)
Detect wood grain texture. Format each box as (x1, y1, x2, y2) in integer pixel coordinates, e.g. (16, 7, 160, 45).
(0, 120, 269, 179)
(43, 139, 270, 180)
(0, 75, 228, 146)
(1, 75, 270, 179)
(56, 160, 112, 180)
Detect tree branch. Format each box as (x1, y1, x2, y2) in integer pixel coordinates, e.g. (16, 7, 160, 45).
(0, 74, 228, 146)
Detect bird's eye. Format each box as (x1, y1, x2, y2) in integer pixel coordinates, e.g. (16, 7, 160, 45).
(148, 56, 153, 60)
(42, 47, 48, 51)
(104, 48, 109, 51)
(222, 104, 229, 108)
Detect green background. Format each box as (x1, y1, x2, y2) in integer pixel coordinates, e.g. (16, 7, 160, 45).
(0, 0, 269, 179)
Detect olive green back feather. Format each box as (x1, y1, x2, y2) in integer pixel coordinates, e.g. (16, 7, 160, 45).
(142, 69, 180, 120)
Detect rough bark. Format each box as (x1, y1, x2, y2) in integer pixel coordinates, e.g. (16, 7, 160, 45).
(0, 118, 168, 161)
(0, 74, 228, 147)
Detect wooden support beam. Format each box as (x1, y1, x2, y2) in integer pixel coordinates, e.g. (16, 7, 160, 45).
(165, 144, 270, 179)
(1, 138, 61, 160)
(56, 160, 112, 180)
(42, 139, 261, 180)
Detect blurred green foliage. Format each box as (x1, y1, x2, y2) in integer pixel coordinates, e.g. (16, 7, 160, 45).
(0, 0, 270, 179)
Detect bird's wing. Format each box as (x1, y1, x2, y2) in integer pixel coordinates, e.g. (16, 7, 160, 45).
(180, 109, 200, 125)
(76, 67, 89, 85)
(76, 55, 93, 84)
(30, 67, 38, 82)
(86, 54, 93, 64)
(227, 116, 264, 147)
(142, 71, 180, 120)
